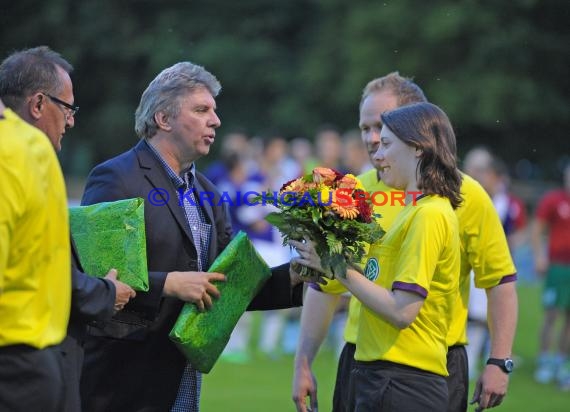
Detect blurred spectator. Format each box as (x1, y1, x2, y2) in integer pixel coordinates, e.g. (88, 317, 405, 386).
(290, 136, 317, 175)
(341, 129, 373, 175)
(260, 133, 301, 189)
(255, 134, 301, 357)
(203, 129, 250, 185)
(218, 150, 290, 362)
(215, 152, 256, 363)
(215, 135, 296, 360)
(216, 152, 265, 235)
(464, 147, 528, 247)
(531, 163, 570, 390)
(314, 124, 347, 173)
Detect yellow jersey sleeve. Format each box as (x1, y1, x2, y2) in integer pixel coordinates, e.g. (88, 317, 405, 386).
(312, 277, 349, 295)
(457, 175, 516, 288)
(447, 174, 517, 346)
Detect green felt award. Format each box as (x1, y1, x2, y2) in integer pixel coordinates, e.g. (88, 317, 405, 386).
(69, 198, 149, 292)
(169, 231, 272, 373)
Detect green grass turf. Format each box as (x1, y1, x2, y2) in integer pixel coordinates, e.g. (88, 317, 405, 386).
(201, 283, 570, 411)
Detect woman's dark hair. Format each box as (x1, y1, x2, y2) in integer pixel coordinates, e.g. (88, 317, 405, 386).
(380, 102, 463, 209)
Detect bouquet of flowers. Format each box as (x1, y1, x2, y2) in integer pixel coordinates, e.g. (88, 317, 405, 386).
(262, 167, 385, 279)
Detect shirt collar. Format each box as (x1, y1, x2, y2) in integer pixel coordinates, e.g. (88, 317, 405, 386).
(144, 139, 196, 189)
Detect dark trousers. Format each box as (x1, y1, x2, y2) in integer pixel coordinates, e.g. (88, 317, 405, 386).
(445, 345, 469, 412)
(59, 335, 85, 412)
(348, 359, 448, 412)
(333, 342, 356, 412)
(0, 344, 65, 412)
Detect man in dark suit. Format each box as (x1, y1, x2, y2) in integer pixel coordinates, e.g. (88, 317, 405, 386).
(0, 46, 136, 412)
(62, 245, 132, 412)
(79, 61, 306, 412)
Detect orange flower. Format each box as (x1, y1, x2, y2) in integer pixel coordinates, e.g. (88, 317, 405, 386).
(336, 174, 358, 190)
(303, 181, 321, 191)
(313, 167, 337, 185)
(281, 177, 305, 193)
(263, 166, 386, 279)
(330, 191, 359, 219)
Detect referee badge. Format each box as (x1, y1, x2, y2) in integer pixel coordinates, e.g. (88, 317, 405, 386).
(364, 257, 379, 281)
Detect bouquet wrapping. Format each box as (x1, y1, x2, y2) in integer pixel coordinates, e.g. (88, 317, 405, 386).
(69, 197, 149, 291)
(169, 231, 271, 373)
(263, 167, 385, 279)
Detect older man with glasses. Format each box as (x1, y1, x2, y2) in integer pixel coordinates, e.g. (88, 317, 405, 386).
(42, 92, 80, 118)
(0, 46, 135, 412)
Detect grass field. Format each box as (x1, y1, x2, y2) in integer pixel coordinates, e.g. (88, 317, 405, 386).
(202, 283, 569, 411)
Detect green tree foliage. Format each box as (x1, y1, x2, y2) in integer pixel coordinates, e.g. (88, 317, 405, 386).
(1, 0, 568, 177)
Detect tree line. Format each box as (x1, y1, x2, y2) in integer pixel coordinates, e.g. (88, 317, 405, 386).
(1, 0, 568, 179)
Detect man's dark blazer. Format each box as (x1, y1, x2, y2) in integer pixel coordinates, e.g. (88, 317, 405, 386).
(79, 140, 301, 412)
(58, 238, 115, 412)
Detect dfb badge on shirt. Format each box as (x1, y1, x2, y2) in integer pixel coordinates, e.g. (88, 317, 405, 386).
(364, 257, 379, 281)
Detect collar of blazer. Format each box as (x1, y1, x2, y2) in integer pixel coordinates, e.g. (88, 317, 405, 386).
(133, 140, 216, 252)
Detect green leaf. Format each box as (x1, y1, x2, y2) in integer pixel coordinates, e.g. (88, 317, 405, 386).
(325, 232, 343, 255)
(311, 207, 321, 225)
(328, 253, 348, 279)
(265, 212, 288, 230)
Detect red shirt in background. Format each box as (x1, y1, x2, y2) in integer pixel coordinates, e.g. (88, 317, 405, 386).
(536, 190, 570, 264)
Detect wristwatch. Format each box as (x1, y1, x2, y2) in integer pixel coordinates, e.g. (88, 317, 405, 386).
(486, 357, 514, 374)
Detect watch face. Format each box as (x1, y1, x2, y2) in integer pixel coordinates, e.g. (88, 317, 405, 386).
(505, 359, 514, 372)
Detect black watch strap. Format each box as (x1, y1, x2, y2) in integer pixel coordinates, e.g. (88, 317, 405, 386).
(486, 357, 514, 374)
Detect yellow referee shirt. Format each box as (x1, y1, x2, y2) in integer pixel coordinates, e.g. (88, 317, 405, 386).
(316, 169, 405, 342)
(447, 174, 516, 346)
(319, 173, 516, 350)
(0, 108, 71, 349)
(355, 195, 459, 376)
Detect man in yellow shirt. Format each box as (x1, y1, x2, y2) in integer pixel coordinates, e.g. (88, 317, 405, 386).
(0, 97, 71, 411)
(292, 73, 518, 412)
(0, 46, 136, 412)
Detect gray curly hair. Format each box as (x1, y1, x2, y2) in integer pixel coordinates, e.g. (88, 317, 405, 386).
(134, 62, 221, 139)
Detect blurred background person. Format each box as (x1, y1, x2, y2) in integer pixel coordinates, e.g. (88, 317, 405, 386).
(216, 148, 291, 362)
(341, 128, 373, 176)
(531, 163, 570, 390)
(290, 136, 317, 175)
(464, 147, 528, 247)
(215, 150, 259, 363)
(259, 132, 301, 188)
(314, 124, 347, 173)
(203, 129, 251, 185)
(256, 133, 301, 357)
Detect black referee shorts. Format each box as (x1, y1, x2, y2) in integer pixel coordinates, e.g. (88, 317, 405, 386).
(446, 345, 469, 412)
(348, 359, 448, 412)
(332, 342, 356, 412)
(0, 344, 64, 412)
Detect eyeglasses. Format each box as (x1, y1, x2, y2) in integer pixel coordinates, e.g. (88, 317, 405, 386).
(42, 93, 79, 117)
